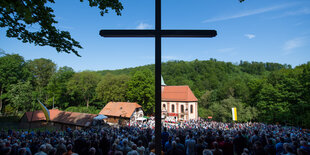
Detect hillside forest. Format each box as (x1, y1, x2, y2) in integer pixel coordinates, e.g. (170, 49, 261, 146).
(0, 53, 309, 127)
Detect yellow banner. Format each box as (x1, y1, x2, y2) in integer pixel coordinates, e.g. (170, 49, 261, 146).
(232, 107, 237, 121)
(38, 100, 50, 121)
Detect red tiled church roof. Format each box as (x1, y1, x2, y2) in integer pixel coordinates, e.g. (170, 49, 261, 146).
(99, 102, 141, 118)
(161, 85, 198, 102)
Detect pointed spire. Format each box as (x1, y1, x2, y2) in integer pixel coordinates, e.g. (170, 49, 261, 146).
(161, 76, 166, 86)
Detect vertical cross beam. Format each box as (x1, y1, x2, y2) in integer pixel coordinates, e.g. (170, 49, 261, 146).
(154, 0, 161, 154)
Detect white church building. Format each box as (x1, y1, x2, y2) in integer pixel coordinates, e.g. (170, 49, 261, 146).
(161, 77, 198, 122)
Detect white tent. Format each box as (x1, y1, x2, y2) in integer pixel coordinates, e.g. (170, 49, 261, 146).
(136, 117, 146, 121)
(94, 114, 108, 120)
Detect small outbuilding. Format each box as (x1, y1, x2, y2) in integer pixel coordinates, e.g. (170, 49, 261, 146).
(20, 109, 97, 129)
(99, 102, 144, 125)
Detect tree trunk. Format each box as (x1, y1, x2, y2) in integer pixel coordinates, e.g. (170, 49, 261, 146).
(86, 98, 89, 108)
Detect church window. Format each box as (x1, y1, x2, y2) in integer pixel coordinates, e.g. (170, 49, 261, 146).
(181, 105, 184, 113)
(172, 105, 175, 113)
(190, 105, 193, 114)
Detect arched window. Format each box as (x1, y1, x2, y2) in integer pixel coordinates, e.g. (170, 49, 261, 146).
(172, 105, 175, 113)
(181, 105, 184, 113)
(163, 104, 166, 108)
(190, 105, 193, 114)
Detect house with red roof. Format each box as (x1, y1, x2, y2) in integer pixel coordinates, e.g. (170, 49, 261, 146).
(99, 102, 144, 124)
(161, 77, 198, 121)
(20, 109, 97, 129)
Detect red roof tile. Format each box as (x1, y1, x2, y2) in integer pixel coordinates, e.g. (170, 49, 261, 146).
(25, 110, 46, 122)
(161, 86, 198, 102)
(52, 111, 96, 127)
(24, 109, 96, 127)
(99, 102, 142, 118)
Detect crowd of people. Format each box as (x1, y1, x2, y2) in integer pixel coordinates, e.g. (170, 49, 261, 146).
(0, 120, 309, 155)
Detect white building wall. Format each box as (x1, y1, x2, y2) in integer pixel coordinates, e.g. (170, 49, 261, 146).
(130, 108, 144, 124)
(161, 101, 198, 121)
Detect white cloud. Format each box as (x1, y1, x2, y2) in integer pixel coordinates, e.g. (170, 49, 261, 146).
(162, 56, 180, 60)
(244, 34, 256, 39)
(283, 37, 306, 54)
(282, 8, 310, 16)
(203, 3, 293, 23)
(136, 22, 152, 29)
(271, 8, 310, 19)
(217, 48, 235, 53)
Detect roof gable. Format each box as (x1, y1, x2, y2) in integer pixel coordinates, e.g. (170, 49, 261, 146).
(162, 85, 198, 102)
(99, 102, 142, 118)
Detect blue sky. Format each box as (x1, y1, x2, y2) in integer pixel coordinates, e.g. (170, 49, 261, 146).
(0, 0, 310, 71)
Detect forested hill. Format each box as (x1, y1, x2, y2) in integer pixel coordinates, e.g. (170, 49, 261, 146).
(1, 53, 309, 127)
(97, 59, 310, 127)
(97, 59, 292, 98)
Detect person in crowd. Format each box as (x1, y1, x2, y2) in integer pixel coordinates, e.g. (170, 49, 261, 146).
(176, 137, 185, 154)
(196, 137, 206, 155)
(264, 138, 276, 155)
(161, 127, 169, 148)
(233, 131, 247, 155)
(212, 141, 223, 155)
(241, 148, 249, 155)
(63, 144, 74, 155)
(276, 137, 285, 155)
(253, 141, 265, 155)
(164, 136, 173, 152)
(300, 140, 310, 154)
(55, 139, 67, 155)
(88, 147, 96, 155)
(167, 141, 183, 155)
(136, 140, 145, 155)
(34, 144, 47, 155)
(48, 148, 57, 155)
(120, 139, 132, 155)
(185, 132, 196, 155)
(203, 149, 213, 155)
(127, 144, 139, 155)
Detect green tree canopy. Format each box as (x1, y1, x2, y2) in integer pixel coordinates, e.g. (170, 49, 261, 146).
(67, 71, 101, 108)
(0, 53, 28, 112)
(47, 66, 75, 109)
(127, 69, 155, 114)
(27, 58, 56, 102)
(96, 73, 129, 104)
(207, 97, 258, 122)
(0, 0, 123, 56)
(7, 81, 34, 113)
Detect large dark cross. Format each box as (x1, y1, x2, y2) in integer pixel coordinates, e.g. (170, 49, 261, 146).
(100, 0, 217, 154)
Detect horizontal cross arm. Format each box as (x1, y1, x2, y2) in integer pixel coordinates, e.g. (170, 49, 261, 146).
(99, 30, 217, 38)
(100, 30, 155, 37)
(161, 30, 217, 37)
